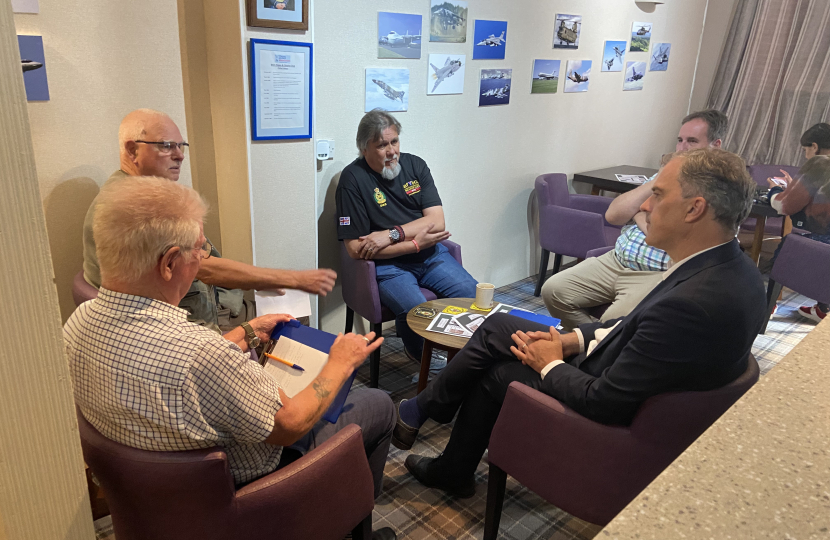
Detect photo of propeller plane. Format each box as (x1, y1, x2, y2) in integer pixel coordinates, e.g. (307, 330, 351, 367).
(531, 59, 560, 94)
(430, 1, 468, 43)
(378, 12, 423, 59)
(624, 61, 646, 91)
(649, 43, 672, 71)
(567, 71, 588, 84)
(563, 60, 591, 93)
(427, 53, 465, 94)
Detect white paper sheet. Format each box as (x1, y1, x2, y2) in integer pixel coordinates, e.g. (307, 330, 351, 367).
(259, 50, 305, 129)
(255, 289, 312, 318)
(12, 0, 39, 13)
(262, 337, 328, 397)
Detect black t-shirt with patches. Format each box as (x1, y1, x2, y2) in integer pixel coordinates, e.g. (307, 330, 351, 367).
(336, 153, 442, 263)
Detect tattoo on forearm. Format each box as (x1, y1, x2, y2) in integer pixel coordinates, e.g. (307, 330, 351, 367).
(312, 378, 332, 401)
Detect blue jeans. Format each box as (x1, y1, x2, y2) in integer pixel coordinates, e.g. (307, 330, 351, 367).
(375, 243, 478, 358)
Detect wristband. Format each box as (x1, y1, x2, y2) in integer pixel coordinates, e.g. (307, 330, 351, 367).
(394, 225, 405, 242)
(411, 239, 420, 253)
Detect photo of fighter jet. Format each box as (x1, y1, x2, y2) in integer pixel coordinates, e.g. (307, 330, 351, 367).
(17, 35, 49, 101)
(553, 13, 581, 49)
(602, 40, 627, 72)
(473, 19, 507, 59)
(378, 12, 422, 59)
(649, 43, 672, 71)
(479, 68, 512, 106)
(21, 59, 42, 72)
(430, 0, 468, 43)
(605, 59, 615, 70)
(624, 61, 646, 91)
(563, 60, 591, 93)
(427, 53, 465, 95)
(365, 68, 409, 112)
(531, 59, 560, 94)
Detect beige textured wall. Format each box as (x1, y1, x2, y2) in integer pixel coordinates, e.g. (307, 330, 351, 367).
(0, 2, 94, 538)
(13, 1, 191, 322)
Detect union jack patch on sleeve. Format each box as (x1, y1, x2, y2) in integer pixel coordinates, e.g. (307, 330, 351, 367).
(339, 217, 351, 226)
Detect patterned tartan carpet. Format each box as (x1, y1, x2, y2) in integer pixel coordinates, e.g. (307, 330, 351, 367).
(95, 273, 817, 540)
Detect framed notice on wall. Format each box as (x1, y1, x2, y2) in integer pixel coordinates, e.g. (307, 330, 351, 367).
(250, 39, 313, 141)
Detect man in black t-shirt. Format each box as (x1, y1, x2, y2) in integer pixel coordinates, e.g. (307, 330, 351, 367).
(336, 109, 477, 362)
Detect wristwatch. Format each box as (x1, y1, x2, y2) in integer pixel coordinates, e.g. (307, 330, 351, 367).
(241, 322, 261, 349)
(389, 227, 402, 244)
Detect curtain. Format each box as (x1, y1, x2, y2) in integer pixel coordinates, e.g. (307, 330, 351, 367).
(707, 0, 830, 166)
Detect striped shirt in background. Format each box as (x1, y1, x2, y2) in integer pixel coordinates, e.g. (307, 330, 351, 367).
(612, 173, 670, 272)
(64, 288, 283, 485)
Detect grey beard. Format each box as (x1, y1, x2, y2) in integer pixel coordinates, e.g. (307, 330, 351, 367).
(381, 161, 402, 180)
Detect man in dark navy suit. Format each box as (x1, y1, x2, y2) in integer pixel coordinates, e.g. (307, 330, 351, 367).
(393, 148, 767, 498)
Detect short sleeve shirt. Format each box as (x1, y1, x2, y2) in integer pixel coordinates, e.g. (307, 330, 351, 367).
(64, 289, 283, 485)
(336, 153, 442, 244)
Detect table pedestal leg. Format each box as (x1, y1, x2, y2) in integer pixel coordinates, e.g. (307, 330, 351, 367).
(751, 216, 766, 265)
(590, 186, 601, 196)
(417, 340, 434, 394)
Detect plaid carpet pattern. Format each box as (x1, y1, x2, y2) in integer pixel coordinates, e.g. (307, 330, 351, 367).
(94, 273, 818, 540)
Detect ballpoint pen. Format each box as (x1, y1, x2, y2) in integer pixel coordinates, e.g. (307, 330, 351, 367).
(263, 351, 305, 372)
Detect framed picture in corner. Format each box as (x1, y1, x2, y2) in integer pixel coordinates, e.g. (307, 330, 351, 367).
(247, 0, 308, 31)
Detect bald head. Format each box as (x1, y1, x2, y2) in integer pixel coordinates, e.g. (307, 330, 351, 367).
(119, 109, 186, 181)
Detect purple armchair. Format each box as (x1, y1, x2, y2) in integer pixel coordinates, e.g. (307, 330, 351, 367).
(340, 240, 463, 388)
(78, 411, 377, 540)
(741, 164, 800, 236)
(73, 270, 98, 306)
(762, 233, 830, 333)
(483, 356, 759, 533)
(534, 174, 621, 296)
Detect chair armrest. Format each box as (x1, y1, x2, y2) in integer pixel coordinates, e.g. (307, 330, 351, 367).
(540, 206, 611, 258)
(586, 246, 613, 259)
(440, 239, 462, 265)
(488, 382, 651, 525)
(235, 424, 375, 539)
(569, 194, 613, 216)
(339, 244, 384, 323)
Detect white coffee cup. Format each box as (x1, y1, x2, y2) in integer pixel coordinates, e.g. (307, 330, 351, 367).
(475, 283, 495, 309)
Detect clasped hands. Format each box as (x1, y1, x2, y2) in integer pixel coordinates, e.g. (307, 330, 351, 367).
(510, 326, 564, 374)
(356, 223, 451, 259)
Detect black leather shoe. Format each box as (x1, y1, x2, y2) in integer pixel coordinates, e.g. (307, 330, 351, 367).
(372, 527, 397, 540)
(391, 399, 420, 450)
(404, 454, 476, 498)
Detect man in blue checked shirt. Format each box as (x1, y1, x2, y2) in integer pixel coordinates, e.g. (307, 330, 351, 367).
(542, 110, 728, 330)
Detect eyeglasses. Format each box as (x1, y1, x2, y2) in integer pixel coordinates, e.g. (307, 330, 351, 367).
(135, 140, 190, 155)
(160, 238, 213, 260)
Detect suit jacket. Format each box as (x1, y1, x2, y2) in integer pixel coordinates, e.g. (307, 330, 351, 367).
(542, 239, 766, 425)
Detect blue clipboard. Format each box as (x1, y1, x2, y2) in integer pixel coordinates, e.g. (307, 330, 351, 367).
(270, 320, 355, 424)
(507, 309, 562, 330)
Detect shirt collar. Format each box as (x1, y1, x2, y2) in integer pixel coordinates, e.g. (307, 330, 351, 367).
(662, 240, 732, 281)
(95, 287, 189, 320)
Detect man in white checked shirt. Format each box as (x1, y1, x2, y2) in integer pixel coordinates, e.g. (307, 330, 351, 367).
(65, 177, 397, 538)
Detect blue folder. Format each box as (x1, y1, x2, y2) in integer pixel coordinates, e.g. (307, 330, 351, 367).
(507, 309, 562, 330)
(270, 320, 356, 424)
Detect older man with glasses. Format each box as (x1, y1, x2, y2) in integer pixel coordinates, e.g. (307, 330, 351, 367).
(82, 108, 337, 336)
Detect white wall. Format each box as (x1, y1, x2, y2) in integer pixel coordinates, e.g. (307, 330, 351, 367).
(314, 0, 714, 332)
(14, 0, 190, 321)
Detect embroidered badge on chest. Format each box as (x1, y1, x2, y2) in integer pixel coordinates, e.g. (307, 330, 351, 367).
(403, 180, 421, 196)
(374, 187, 387, 207)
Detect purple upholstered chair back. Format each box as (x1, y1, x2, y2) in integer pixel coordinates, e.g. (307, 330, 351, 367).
(73, 270, 99, 306)
(488, 355, 759, 526)
(770, 233, 830, 304)
(747, 164, 800, 187)
(78, 411, 376, 540)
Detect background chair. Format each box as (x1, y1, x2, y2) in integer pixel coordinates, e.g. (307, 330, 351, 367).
(762, 233, 830, 333)
(483, 356, 759, 534)
(534, 174, 621, 297)
(741, 164, 800, 236)
(72, 270, 98, 306)
(78, 411, 376, 540)
(340, 239, 463, 388)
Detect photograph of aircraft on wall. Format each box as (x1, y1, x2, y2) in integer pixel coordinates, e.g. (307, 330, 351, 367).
(430, 0, 468, 43)
(602, 40, 627, 72)
(650, 43, 672, 71)
(624, 61, 646, 91)
(427, 53, 465, 95)
(553, 13, 581, 49)
(531, 59, 560, 94)
(365, 68, 409, 112)
(473, 20, 507, 60)
(378, 12, 422, 59)
(563, 60, 591, 93)
(479, 69, 512, 106)
(630, 22, 652, 52)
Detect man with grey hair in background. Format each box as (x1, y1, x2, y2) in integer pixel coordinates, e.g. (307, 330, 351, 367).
(541, 109, 729, 331)
(336, 109, 478, 364)
(82, 108, 337, 334)
(67, 177, 397, 540)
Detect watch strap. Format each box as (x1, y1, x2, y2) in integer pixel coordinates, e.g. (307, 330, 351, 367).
(241, 322, 258, 346)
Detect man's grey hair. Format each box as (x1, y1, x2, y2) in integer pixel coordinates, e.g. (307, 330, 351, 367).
(93, 176, 207, 284)
(681, 109, 728, 144)
(356, 108, 402, 154)
(118, 109, 172, 154)
(675, 148, 755, 234)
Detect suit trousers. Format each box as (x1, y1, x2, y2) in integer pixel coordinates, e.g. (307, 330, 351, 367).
(415, 313, 554, 480)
